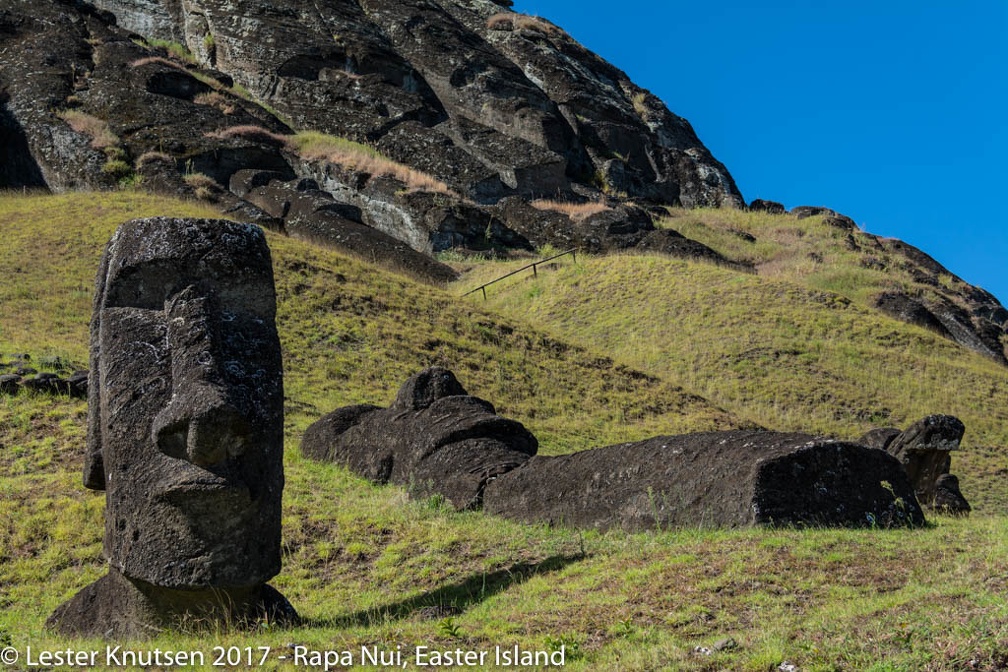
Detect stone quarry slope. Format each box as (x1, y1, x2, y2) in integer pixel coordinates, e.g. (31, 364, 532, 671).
(0, 0, 1004, 360)
(0, 0, 741, 275)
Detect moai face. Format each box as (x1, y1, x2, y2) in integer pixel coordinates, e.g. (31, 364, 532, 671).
(84, 219, 284, 589)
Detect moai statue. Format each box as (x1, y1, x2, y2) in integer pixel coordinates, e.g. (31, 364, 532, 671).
(861, 414, 971, 514)
(47, 218, 297, 637)
(303, 367, 926, 530)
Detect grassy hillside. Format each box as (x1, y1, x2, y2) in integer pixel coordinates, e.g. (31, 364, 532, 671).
(2, 192, 1007, 671)
(457, 212, 1008, 514)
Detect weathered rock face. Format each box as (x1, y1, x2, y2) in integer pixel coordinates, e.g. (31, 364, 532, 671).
(872, 239, 1008, 365)
(304, 368, 925, 529)
(84, 0, 743, 208)
(0, 0, 747, 270)
(2, 0, 1004, 357)
(48, 218, 296, 637)
(865, 414, 969, 512)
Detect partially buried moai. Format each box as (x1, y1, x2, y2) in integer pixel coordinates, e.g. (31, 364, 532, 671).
(47, 218, 297, 637)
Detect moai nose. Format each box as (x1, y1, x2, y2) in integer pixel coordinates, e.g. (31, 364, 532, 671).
(151, 284, 251, 467)
(153, 388, 251, 467)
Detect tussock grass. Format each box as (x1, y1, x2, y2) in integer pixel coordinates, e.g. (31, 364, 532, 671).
(2, 193, 1006, 670)
(129, 55, 183, 70)
(487, 12, 565, 37)
(134, 37, 198, 65)
(193, 90, 236, 115)
(204, 124, 289, 146)
(134, 150, 174, 171)
(56, 110, 118, 150)
(530, 198, 611, 222)
(210, 126, 456, 196)
(289, 131, 456, 196)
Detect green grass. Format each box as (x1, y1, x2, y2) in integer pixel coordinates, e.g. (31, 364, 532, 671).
(457, 225, 1008, 514)
(1, 192, 1007, 670)
(659, 207, 999, 314)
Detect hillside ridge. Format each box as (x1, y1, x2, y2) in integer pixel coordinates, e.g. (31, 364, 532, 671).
(2, 0, 1004, 364)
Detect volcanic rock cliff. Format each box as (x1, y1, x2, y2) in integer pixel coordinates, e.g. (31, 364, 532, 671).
(0, 0, 741, 265)
(1, 0, 1005, 362)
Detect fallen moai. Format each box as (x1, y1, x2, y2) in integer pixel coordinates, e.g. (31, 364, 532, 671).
(859, 415, 971, 515)
(302, 367, 925, 530)
(48, 218, 297, 637)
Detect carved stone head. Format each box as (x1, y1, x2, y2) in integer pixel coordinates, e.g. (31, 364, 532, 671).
(84, 218, 284, 589)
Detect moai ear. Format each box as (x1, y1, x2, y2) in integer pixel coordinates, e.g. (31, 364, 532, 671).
(82, 242, 112, 491)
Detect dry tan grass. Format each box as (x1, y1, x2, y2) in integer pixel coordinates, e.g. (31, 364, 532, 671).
(183, 172, 218, 200)
(130, 56, 184, 70)
(530, 198, 610, 221)
(487, 12, 564, 37)
(182, 172, 217, 190)
(56, 110, 118, 150)
(486, 13, 515, 30)
(193, 91, 237, 115)
(202, 126, 456, 195)
(134, 151, 174, 171)
(293, 136, 455, 195)
(204, 124, 288, 146)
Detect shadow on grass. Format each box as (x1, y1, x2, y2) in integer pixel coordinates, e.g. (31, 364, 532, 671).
(304, 554, 583, 628)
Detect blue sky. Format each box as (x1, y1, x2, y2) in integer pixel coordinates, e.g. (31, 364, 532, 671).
(513, 0, 1008, 304)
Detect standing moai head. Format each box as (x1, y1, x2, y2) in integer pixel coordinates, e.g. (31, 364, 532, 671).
(48, 218, 294, 636)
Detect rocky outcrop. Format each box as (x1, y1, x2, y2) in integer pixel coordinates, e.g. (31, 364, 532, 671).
(0, 0, 750, 280)
(2, 0, 1004, 358)
(747, 199, 786, 215)
(100, 0, 741, 208)
(303, 367, 925, 530)
(873, 238, 1007, 365)
(0, 355, 87, 398)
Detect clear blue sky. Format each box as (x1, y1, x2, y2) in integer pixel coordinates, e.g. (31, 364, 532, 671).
(514, 0, 1008, 304)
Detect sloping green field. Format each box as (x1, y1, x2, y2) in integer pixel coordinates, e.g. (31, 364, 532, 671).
(1, 192, 1006, 671)
(457, 211, 1008, 514)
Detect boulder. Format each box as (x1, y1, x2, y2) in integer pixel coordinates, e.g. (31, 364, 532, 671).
(933, 474, 971, 516)
(748, 199, 786, 215)
(22, 373, 70, 395)
(791, 205, 834, 219)
(67, 370, 89, 399)
(875, 292, 952, 337)
(240, 175, 460, 282)
(0, 374, 21, 395)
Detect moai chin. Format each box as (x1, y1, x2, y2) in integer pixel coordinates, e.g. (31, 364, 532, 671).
(48, 218, 296, 637)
